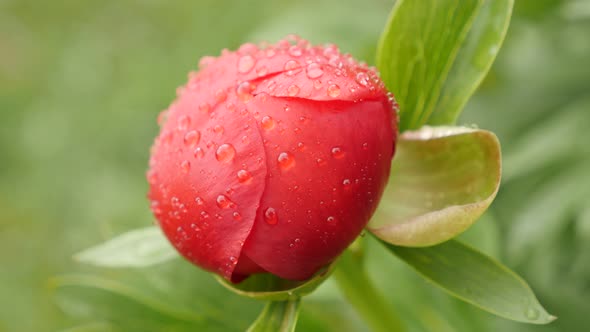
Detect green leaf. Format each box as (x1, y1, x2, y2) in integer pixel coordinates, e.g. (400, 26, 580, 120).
(381, 239, 556, 324)
(428, 0, 514, 125)
(74, 227, 177, 268)
(377, 0, 484, 131)
(215, 263, 334, 301)
(247, 299, 301, 332)
(369, 126, 501, 246)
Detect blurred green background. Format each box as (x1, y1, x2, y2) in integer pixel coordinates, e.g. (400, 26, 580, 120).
(1, 0, 589, 331)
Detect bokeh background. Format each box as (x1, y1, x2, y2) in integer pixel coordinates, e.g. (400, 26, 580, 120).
(1, 0, 589, 331)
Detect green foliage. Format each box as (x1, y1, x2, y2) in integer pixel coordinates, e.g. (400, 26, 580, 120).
(1, 0, 589, 331)
(382, 239, 555, 324)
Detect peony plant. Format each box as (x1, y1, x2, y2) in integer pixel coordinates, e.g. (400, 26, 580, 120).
(71, 1, 556, 331)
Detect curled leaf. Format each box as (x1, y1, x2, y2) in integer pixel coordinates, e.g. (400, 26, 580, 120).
(369, 126, 501, 246)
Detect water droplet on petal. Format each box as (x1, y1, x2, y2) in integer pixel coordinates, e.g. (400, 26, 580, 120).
(342, 179, 351, 188)
(264, 207, 278, 225)
(288, 45, 302, 57)
(199, 103, 211, 113)
(195, 197, 204, 205)
(200, 211, 210, 219)
(297, 142, 305, 151)
(213, 125, 224, 134)
(177, 115, 191, 131)
(316, 158, 327, 167)
(198, 56, 215, 69)
(277, 152, 295, 170)
(237, 55, 256, 73)
(194, 147, 205, 159)
(362, 142, 369, 150)
(287, 84, 300, 96)
(261, 116, 275, 130)
(313, 79, 323, 90)
(284, 60, 301, 76)
(232, 212, 242, 221)
(306, 62, 323, 79)
(236, 82, 254, 102)
(326, 216, 337, 224)
(216, 144, 236, 163)
(180, 160, 191, 173)
(331, 146, 345, 159)
(215, 89, 227, 102)
(184, 130, 200, 147)
(237, 169, 252, 183)
(327, 84, 341, 98)
(355, 72, 370, 86)
(216, 194, 234, 209)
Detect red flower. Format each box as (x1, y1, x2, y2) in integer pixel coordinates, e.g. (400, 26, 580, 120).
(147, 36, 398, 282)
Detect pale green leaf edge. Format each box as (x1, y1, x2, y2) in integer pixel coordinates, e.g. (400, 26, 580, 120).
(369, 126, 502, 246)
(74, 226, 177, 268)
(382, 239, 557, 324)
(215, 263, 334, 301)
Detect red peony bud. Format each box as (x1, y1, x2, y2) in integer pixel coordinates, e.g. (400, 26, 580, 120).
(147, 36, 398, 283)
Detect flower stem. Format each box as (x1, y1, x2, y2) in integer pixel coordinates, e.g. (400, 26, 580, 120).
(333, 247, 405, 332)
(247, 297, 301, 332)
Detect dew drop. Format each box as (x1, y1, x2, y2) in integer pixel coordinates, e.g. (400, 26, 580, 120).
(355, 72, 370, 87)
(525, 307, 540, 320)
(146, 169, 157, 184)
(200, 211, 210, 219)
(277, 152, 295, 170)
(265, 48, 276, 58)
(237, 55, 256, 73)
(236, 81, 254, 102)
(177, 115, 191, 131)
(215, 89, 227, 102)
(331, 146, 345, 159)
(216, 144, 236, 163)
(256, 66, 268, 77)
(362, 142, 369, 150)
(313, 79, 322, 90)
(232, 212, 242, 221)
(213, 125, 224, 134)
(157, 110, 168, 126)
(326, 216, 337, 224)
(316, 158, 327, 167)
(261, 116, 275, 130)
(342, 179, 351, 188)
(284, 60, 301, 76)
(195, 197, 204, 205)
(287, 84, 300, 96)
(216, 194, 234, 209)
(306, 62, 324, 79)
(237, 169, 252, 183)
(297, 142, 305, 151)
(183, 130, 200, 147)
(194, 147, 205, 159)
(180, 160, 191, 173)
(327, 84, 341, 98)
(198, 56, 215, 69)
(288, 45, 303, 57)
(199, 103, 211, 113)
(264, 207, 278, 225)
